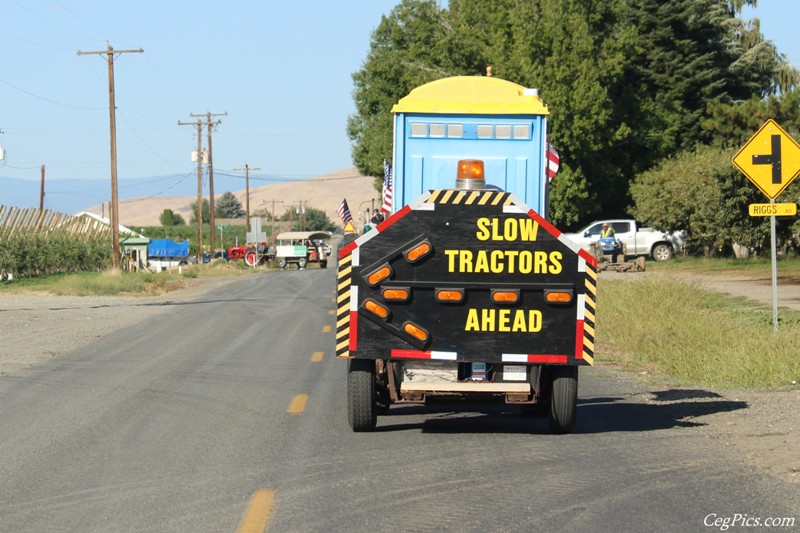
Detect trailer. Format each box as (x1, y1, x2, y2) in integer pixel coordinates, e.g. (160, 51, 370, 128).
(337, 76, 597, 434)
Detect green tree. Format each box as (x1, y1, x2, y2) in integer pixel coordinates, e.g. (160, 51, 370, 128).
(278, 206, 335, 232)
(630, 145, 797, 256)
(159, 208, 185, 227)
(348, 0, 789, 229)
(189, 198, 211, 224)
(215, 192, 245, 218)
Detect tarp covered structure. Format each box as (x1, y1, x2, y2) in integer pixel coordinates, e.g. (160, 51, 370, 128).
(147, 239, 189, 258)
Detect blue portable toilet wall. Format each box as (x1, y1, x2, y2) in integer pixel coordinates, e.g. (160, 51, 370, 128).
(391, 76, 550, 216)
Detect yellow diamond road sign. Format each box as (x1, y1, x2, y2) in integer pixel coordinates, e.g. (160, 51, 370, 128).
(733, 119, 800, 200)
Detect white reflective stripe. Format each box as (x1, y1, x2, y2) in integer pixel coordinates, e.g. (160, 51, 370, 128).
(502, 353, 529, 363)
(502, 204, 526, 214)
(352, 247, 360, 267)
(430, 351, 458, 360)
(355, 227, 380, 248)
(559, 234, 582, 255)
(578, 256, 586, 273)
(350, 285, 359, 312)
(576, 294, 585, 321)
(415, 203, 435, 211)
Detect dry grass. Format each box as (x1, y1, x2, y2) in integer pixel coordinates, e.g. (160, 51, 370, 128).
(596, 274, 800, 388)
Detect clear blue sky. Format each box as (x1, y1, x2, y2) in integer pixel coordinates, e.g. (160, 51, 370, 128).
(0, 1, 796, 211)
(0, 0, 403, 206)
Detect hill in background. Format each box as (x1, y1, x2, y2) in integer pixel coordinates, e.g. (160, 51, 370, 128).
(84, 168, 380, 230)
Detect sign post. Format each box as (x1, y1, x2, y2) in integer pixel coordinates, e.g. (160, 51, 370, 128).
(733, 119, 800, 333)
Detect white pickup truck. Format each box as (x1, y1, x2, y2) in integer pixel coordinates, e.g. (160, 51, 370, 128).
(562, 219, 682, 262)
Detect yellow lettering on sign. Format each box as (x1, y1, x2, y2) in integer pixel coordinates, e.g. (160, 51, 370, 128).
(476, 218, 539, 242)
(465, 309, 543, 332)
(445, 249, 562, 275)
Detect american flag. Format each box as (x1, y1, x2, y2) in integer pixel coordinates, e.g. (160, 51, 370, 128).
(381, 159, 393, 214)
(545, 137, 560, 181)
(336, 198, 353, 225)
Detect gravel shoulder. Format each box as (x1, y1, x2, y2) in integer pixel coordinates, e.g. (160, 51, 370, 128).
(1, 272, 798, 484)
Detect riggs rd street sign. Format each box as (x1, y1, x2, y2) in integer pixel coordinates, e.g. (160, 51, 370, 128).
(733, 119, 800, 200)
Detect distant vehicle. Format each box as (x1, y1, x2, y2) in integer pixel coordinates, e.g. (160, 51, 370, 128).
(562, 219, 681, 262)
(234, 243, 276, 267)
(275, 231, 331, 269)
(147, 239, 190, 271)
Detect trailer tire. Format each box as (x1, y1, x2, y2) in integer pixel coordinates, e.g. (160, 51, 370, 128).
(277, 257, 287, 269)
(549, 366, 578, 434)
(298, 257, 308, 269)
(348, 358, 377, 432)
(244, 249, 259, 267)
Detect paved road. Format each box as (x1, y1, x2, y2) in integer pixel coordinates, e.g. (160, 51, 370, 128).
(0, 268, 797, 532)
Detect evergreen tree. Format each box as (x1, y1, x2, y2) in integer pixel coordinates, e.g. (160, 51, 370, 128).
(215, 192, 245, 218)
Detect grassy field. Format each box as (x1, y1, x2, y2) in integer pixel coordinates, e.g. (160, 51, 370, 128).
(0, 259, 254, 296)
(596, 270, 800, 389)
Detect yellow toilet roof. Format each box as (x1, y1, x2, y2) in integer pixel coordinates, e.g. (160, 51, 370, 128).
(391, 76, 549, 116)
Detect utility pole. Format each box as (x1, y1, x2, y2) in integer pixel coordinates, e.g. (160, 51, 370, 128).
(191, 112, 226, 254)
(178, 118, 205, 264)
(39, 165, 45, 211)
(78, 44, 143, 270)
(234, 164, 260, 232)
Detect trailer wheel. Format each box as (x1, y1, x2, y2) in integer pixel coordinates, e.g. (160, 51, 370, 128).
(298, 257, 308, 269)
(319, 260, 327, 269)
(549, 366, 578, 434)
(277, 257, 287, 269)
(244, 249, 259, 267)
(348, 358, 377, 432)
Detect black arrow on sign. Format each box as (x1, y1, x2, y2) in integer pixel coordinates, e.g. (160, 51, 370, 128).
(752, 134, 782, 184)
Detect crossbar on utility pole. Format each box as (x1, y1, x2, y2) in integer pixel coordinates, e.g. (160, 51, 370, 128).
(191, 112, 226, 254)
(178, 119, 206, 264)
(234, 164, 260, 232)
(78, 44, 143, 270)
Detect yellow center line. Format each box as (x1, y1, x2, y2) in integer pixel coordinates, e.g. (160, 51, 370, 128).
(322, 325, 332, 333)
(287, 394, 308, 414)
(311, 352, 324, 362)
(328, 309, 335, 315)
(236, 489, 275, 533)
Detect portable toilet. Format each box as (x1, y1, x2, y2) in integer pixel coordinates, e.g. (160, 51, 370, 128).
(390, 76, 550, 216)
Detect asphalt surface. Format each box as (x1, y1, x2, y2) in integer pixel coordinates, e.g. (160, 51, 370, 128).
(0, 266, 797, 532)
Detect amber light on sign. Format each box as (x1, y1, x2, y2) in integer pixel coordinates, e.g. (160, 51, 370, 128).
(435, 289, 465, 303)
(367, 265, 392, 286)
(491, 290, 520, 304)
(403, 322, 429, 342)
(545, 290, 573, 304)
(364, 299, 390, 319)
(382, 288, 410, 301)
(405, 241, 432, 263)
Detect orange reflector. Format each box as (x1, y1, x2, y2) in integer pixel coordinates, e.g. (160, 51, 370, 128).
(491, 290, 520, 304)
(366, 264, 392, 286)
(456, 159, 485, 181)
(364, 299, 390, 319)
(545, 290, 573, 304)
(405, 241, 432, 263)
(382, 288, 410, 301)
(435, 289, 464, 303)
(403, 322, 429, 342)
